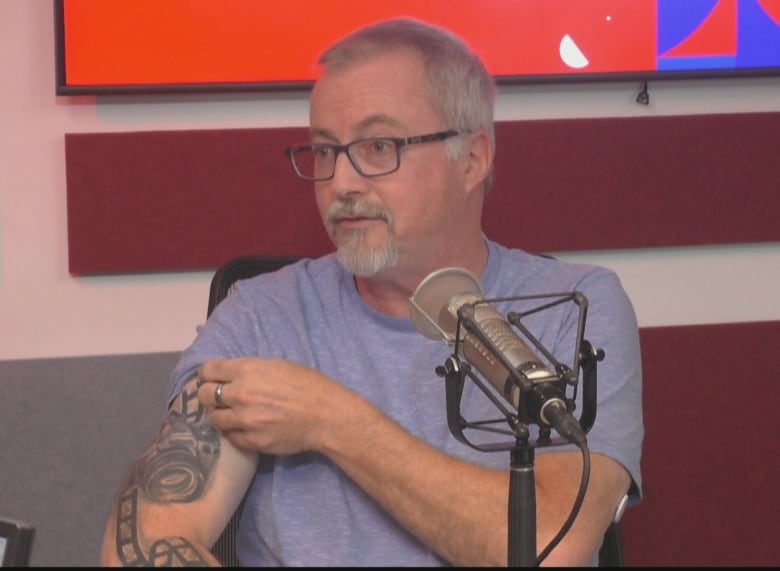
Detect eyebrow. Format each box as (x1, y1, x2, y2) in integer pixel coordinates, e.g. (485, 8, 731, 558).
(310, 114, 406, 142)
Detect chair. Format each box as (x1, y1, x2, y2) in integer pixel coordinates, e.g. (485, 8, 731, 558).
(0, 516, 35, 566)
(599, 521, 624, 567)
(207, 255, 300, 317)
(206, 255, 626, 567)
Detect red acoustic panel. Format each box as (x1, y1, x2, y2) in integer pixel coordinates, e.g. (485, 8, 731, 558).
(485, 112, 780, 252)
(621, 320, 780, 566)
(65, 127, 329, 274)
(65, 112, 780, 275)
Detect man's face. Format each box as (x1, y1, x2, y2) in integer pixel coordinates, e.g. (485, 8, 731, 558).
(309, 48, 470, 279)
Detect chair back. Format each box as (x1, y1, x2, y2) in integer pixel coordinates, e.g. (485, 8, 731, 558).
(0, 517, 35, 566)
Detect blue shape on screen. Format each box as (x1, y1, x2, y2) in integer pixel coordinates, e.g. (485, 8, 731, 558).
(738, 0, 780, 68)
(657, 0, 719, 54)
(658, 56, 737, 71)
(657, 0, 780, 72)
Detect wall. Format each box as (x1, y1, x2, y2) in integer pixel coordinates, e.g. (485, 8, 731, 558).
(0, 1, 778, 566)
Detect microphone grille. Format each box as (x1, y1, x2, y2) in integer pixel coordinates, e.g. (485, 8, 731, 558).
(409, 267, 483, 340)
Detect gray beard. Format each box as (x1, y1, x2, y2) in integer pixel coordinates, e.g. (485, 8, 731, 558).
(335, 230, 399, 277)
(327, 198, 398, 276)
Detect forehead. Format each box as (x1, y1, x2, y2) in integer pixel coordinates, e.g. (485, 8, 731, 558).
(309, 48, 441, 136)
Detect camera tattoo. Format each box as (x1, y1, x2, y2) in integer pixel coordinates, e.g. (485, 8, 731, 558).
(115, 382, 220, 566)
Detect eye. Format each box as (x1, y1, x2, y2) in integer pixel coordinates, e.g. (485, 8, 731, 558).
(312, 145, 333, 160)
(368, 139, 393, 155)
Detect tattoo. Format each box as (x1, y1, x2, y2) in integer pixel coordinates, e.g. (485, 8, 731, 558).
(114, 382, 220, 566)
(148, 537, 210, 566)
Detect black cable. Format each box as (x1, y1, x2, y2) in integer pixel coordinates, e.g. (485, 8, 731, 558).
(535, 440, 590, 565)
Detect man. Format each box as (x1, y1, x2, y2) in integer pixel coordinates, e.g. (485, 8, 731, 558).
(100, 17, 642, 567)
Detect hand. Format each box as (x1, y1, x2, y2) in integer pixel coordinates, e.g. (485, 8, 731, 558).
(196, 357, 350, 455)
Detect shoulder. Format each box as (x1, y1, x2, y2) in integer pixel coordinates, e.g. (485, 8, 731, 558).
(486, 239, 637, 329)
(201, 253, 349, 347)
(230, 254, 345, 303)
(486, 239, 623, 295)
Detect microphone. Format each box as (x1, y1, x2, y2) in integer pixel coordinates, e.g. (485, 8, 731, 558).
(409, 267, 585, 444)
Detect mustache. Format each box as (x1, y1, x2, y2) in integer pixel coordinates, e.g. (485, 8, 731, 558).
(326, 199, 391, 225)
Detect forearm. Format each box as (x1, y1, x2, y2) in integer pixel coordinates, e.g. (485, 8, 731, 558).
(318, 394, 629, 567)
(99, 434, 227, 567)
(100, 378, 256, 566)
(100, 501, 220, 567)
(319, 395, 510, 566)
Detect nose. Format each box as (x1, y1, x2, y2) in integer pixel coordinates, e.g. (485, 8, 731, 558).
(329, 149, 368, 195)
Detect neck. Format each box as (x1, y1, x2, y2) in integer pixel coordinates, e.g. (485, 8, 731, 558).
(354, 237, 489, 317)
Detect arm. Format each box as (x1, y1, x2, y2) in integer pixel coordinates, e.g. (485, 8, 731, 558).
(198, 357, 629, 567)
(99, 377, 258, 566)
(324, 406, 629, 567)
(316, 393, 629, 567)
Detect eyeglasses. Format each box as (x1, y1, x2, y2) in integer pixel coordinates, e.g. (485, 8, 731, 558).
(284, 130, 459, 181)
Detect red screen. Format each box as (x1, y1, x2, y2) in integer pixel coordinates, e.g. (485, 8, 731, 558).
(57, 0, 780, 92)
(60, 0, 656, 88)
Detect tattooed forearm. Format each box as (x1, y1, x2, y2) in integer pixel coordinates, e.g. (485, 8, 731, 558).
(113, 381, 220, 566)
(116, 489, 208, 566)
(134, 381, 220, 502)
(148, 536, 210, 566)
(136, 408, 220, 502)
(116, 488, 146, 566)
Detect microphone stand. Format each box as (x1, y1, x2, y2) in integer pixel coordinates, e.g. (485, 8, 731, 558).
(440, 356, 538, 566)
(508, 427, 536, 567)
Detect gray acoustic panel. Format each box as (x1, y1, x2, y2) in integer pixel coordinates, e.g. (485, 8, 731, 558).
(0, 352, 179, 566)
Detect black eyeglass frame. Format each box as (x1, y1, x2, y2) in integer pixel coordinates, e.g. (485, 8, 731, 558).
(284, 129, 460, 181)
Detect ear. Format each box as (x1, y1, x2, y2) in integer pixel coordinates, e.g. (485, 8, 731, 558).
(462, 129, 493, 195)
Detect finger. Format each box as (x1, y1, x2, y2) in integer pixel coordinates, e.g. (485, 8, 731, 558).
(195, 380, 229, 409)
(198, 358, 230, 383)
(207, 411, 244, 436)
(196, 378, 210, 404)
(214, 381, 229, 409)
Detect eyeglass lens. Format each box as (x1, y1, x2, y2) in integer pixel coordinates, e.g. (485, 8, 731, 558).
(293, 139, 400, 180)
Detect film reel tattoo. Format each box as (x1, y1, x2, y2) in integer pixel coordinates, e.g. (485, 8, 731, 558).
(116, 489, 207, 566)
(115, 382, 219, 565)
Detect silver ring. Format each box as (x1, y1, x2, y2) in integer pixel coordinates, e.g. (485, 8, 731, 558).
(214, 383, 227, 408)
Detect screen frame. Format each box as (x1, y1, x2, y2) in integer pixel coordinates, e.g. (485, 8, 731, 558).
(53, 0, 780, 96)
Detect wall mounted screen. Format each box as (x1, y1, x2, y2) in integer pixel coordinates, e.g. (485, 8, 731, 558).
(55, 0, 780, 95)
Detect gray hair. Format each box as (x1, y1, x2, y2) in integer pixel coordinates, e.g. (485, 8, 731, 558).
(317, 18, 496, 190)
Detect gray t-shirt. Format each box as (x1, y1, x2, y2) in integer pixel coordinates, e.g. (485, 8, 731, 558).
(169, 238, 643, 566)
